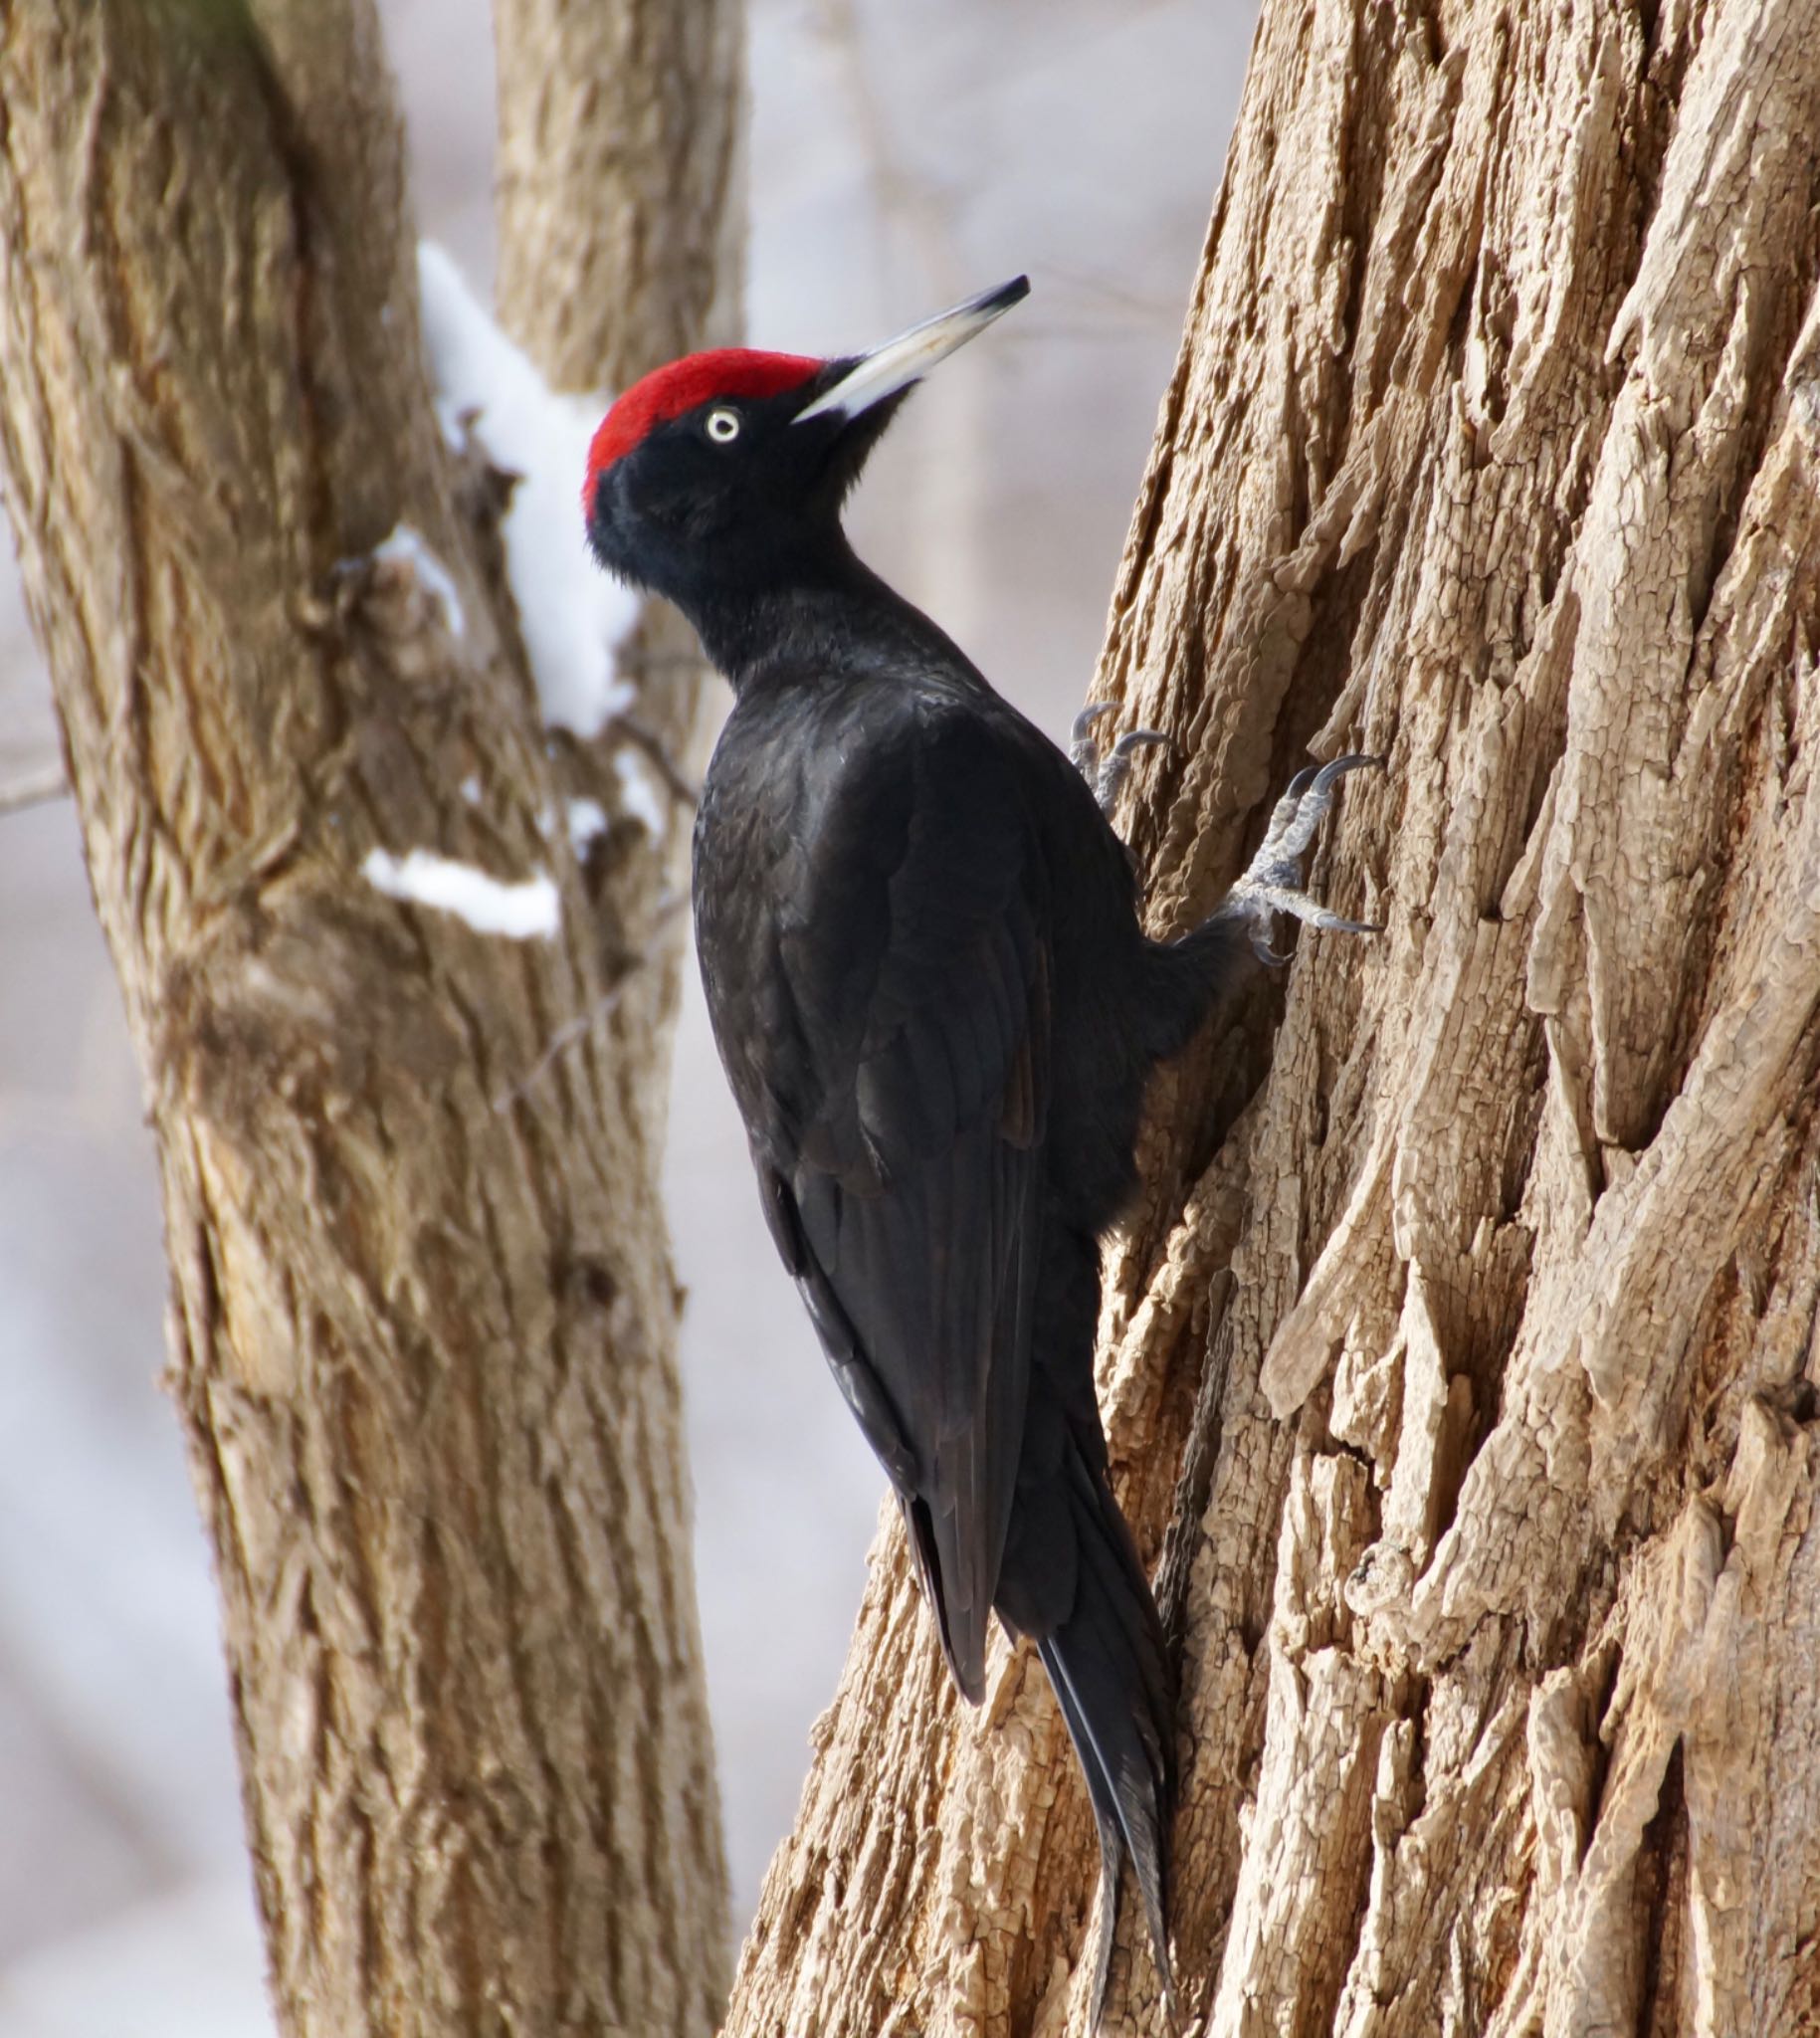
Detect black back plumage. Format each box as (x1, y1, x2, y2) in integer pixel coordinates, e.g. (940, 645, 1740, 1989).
(695, 649, 1054, 1698)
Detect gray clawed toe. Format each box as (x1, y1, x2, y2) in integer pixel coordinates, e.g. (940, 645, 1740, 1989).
(1073, 702, 1171, 819)
(1226, 752, 1385, 963)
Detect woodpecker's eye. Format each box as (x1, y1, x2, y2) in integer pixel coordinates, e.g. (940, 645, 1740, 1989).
(705, 407, 741, 444)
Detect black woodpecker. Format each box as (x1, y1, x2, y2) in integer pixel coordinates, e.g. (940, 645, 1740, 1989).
(583, 280, 1380, 2021)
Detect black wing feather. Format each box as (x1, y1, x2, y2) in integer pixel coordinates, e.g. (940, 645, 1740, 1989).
(705, 700, 1050, 1701)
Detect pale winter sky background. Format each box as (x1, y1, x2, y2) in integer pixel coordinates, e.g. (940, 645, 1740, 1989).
(0, 1, 1253, 2027)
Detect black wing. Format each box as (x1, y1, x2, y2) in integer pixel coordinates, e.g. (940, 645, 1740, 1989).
(701, 697, 1051, 1702)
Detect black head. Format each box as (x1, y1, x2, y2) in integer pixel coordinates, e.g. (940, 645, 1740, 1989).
(583, 279, 1030, 621)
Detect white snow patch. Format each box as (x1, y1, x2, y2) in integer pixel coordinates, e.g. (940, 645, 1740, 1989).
(363, 846, 559, 939)
(372, 522, 466, 638)
(435, 395, 469, 450)
(613, 748, 669, 838)
(417, 242, 641, 736)
(566, 796, 610, 850)
(460, 774, 482, 804)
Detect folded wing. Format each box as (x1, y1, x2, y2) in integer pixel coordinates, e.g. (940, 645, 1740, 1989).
(723, 703, 1052, 1701)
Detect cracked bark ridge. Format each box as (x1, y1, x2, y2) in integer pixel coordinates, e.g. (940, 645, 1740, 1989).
(0, 3, 736, 2033)
(720, 1, 1820, 2032)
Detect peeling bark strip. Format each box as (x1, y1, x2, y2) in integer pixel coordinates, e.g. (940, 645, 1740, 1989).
(0, 3, 737, 2035)
(723, 2, 1820, 2033)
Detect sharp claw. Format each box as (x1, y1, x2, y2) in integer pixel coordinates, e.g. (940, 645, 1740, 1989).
(1311, 752, 1385, 795)
(1071, 705, 1114, 778)
(1112, 728, 1170, 759)
(1225, 749, 1387, 955)
(1091, 723, 1170, 817)
(1261, 748, 1385, 866)
(1232, 882, 1380, 945)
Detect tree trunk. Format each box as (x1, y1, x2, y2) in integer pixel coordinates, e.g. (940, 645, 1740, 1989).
(722, 2, 1820, 2033)
(0, 3, 737, 2033)
(493, 0, 744, 391)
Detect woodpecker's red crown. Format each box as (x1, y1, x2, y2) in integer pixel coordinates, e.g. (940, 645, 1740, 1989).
(584, 350, 820, 496)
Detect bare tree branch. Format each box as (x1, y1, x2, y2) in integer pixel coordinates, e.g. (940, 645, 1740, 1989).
(0, 757, 66, 816)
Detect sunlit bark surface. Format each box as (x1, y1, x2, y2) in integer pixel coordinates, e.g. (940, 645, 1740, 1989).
(722, 1, 1820, 2031)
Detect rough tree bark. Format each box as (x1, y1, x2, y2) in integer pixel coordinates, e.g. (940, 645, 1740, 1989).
(0, 3, 738, 2034)
(494, 0, 744, 392)
(724, 2, 1820, 2034)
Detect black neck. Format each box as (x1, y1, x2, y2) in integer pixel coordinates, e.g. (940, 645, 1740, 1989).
(682, 550, 961, 696)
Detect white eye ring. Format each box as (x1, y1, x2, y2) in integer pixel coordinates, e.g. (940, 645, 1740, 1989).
(705, 407, 740, 444)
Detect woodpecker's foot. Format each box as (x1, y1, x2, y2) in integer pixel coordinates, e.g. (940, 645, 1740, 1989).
(1072, 703, 1170, 819)
(1228, 753, 1385, 964)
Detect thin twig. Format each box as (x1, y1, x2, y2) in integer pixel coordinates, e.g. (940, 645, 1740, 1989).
(817, 0, 962, 307)
(494, 976, 637, 1113)
(494, 890, 691, 1111)
(0, 760, 69, 817)
(616, 715, 702, 808)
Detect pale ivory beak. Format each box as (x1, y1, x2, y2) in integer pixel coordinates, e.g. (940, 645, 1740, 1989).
(794, 277, 1030, 423)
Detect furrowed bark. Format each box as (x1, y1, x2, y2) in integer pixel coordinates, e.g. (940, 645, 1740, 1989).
(722, 2, 1820, 2033)
(493, 0, 743, 391)
(0, 3, 735, 2033)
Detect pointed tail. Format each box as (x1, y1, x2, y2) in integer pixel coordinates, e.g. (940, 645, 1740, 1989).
(1034, 1444, 1178, 2027)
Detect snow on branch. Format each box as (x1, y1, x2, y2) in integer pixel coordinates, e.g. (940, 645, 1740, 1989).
(372, 523, 466, 638)
(612, 748, 668, 838)
(363, 846, 560, 939)
(417, 243, 640, 737)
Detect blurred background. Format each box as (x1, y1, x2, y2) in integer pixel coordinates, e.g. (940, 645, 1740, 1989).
(0, 1, 1251, 2027)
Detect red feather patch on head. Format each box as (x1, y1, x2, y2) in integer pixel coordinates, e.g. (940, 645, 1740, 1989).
(584, 349, 821, 494)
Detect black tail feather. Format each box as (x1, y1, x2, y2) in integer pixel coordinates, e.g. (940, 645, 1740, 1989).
(1036, 1448, 1178, 2028)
